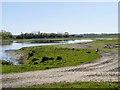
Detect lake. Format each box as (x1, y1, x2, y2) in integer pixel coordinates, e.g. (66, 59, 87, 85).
(0, 39, 93, 64)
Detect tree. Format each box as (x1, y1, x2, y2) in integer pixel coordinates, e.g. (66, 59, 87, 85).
(63, 32, 69, 38)
(0, 30, 13, 39)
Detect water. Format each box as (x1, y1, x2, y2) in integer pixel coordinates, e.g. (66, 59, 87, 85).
(0, 39, 93, 64)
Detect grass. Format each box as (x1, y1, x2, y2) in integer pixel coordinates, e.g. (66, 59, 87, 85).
(21, 82, 120, 89)
(1, 46, 100, 73)
(88, 39, 118, 47)
(87, 39, 119, 52)
(0, 60, 12, 65)
(1, 65, 47, 73)
(1, 39, 119, 73)
(1, 39, 119, 89)
(56, 39, 119, 52)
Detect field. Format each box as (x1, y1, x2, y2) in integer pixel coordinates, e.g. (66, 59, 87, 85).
(1, 39, 119, 88)
(22, 82, 119, 89)
(1, 46, 100, 73)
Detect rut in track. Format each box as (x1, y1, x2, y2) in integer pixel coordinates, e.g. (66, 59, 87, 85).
(1, 51, 119, 88)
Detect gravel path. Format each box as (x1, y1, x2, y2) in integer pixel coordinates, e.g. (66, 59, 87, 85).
(1, 51, 119, 88)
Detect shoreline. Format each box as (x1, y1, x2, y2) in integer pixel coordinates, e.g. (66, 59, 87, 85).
(5, 50, 24, 64)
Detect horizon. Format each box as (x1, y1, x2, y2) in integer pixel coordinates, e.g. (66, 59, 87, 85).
(2, 30, 118, 35)
(1, 2, 118, 35)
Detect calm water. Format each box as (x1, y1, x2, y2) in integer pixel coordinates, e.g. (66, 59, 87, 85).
(0, 39, 93, 64)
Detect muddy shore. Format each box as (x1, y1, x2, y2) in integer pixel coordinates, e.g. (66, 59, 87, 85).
(5, 50, 24, 64)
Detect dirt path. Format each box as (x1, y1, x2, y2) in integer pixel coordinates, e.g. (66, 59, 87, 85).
(1, 51, 119, 88)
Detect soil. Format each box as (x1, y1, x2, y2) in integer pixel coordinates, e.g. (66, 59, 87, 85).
(1, 50, 119, 88)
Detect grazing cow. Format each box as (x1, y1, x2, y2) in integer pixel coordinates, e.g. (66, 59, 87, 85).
(96, 48, 99, 53)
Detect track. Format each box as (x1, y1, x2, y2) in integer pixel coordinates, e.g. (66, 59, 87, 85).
(2, 51, 119, 88)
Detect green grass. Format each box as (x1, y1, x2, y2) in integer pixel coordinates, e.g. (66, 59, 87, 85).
(2, 39, 118, 73)
(22, 46, 100, 65)
(87, 39, 119, 52)
(56, 39, 119, 52)
(21, 82, 120, 89)
(83, 35, 118, 38)
(1, 46, 100, 73)
(0, 60, 12, 65)
(1, 65, 47, 73)
(88, 39, 118, 47)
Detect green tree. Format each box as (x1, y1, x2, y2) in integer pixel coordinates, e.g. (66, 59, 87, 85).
(0, 30, 13, 39)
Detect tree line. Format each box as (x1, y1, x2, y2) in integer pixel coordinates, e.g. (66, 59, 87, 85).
(15, 32, 72, 39)
(0, 30, 13, 39)
(0, 30, 118, 39)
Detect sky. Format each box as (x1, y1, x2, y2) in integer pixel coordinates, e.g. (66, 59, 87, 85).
(1, 2, 118, 35)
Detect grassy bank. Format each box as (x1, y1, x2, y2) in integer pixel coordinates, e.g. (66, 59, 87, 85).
(58, 39, 119, 52)
(1, 46, 100, 73)
(21, 82, 119, 89)
(1, 39, 119, 73)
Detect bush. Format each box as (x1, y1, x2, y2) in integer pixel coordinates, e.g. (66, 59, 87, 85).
(72, 48, 75, 50)
(0, 60, 12, 65)
(41, 56, 55, 62)
(45, 67, 49, 69)
(41, 56, 49, 62)
(28, 52, 34, 57)
(49, 57, 54, 60)
(56, 56, 62, 60)
(31, 58, 39, 62)
(27, 52, 34, 59)
(86, 51, 91, 53)
(33, 62, 38, 65)
(32, 50, 35, 53)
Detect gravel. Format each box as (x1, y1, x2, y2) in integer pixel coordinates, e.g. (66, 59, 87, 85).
(1, 51, 119, 88)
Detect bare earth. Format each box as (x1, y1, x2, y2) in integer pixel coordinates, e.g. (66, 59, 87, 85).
(1, 50, 119, 88)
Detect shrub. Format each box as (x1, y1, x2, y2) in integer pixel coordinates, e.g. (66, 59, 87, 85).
(86, 51, 91, 53)
(31, 58, 39, 62)
(33, 62, 38, 65)
(41, 56, 55, 62)
(32, 51, 35, 53)
(0, 60, 12, 65)
(72, 48, 75, 50)
(45, 67, 49, 69)
(56, 56, 62, 60)
(28, 52, 33, 57)
(49, 57, 54, 60)
(27, 52, 34, 60)
(41, 56, 49, 62)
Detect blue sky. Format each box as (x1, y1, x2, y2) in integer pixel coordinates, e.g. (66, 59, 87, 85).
(2, 2, 118, 35)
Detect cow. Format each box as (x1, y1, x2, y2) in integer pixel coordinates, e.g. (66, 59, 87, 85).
(96, 48, 99, 53)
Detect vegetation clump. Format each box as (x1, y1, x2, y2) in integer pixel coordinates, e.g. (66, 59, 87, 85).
(41, 56, 55, 62)
(86, 51, 91, 53)
(24, 46, 100, 67)
(31, 58, 39, 62)
(41, 56, 49, 62)
(56, 56, 62, 60)
(23, 82, 119, 88)
(72, 48, 75, 50)
(1, 46, 101, 73)
(0, 60, 12, 65)
(27, 51, 35, 59)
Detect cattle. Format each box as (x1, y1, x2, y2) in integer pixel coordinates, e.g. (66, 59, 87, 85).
(96, 48, 99, 53)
